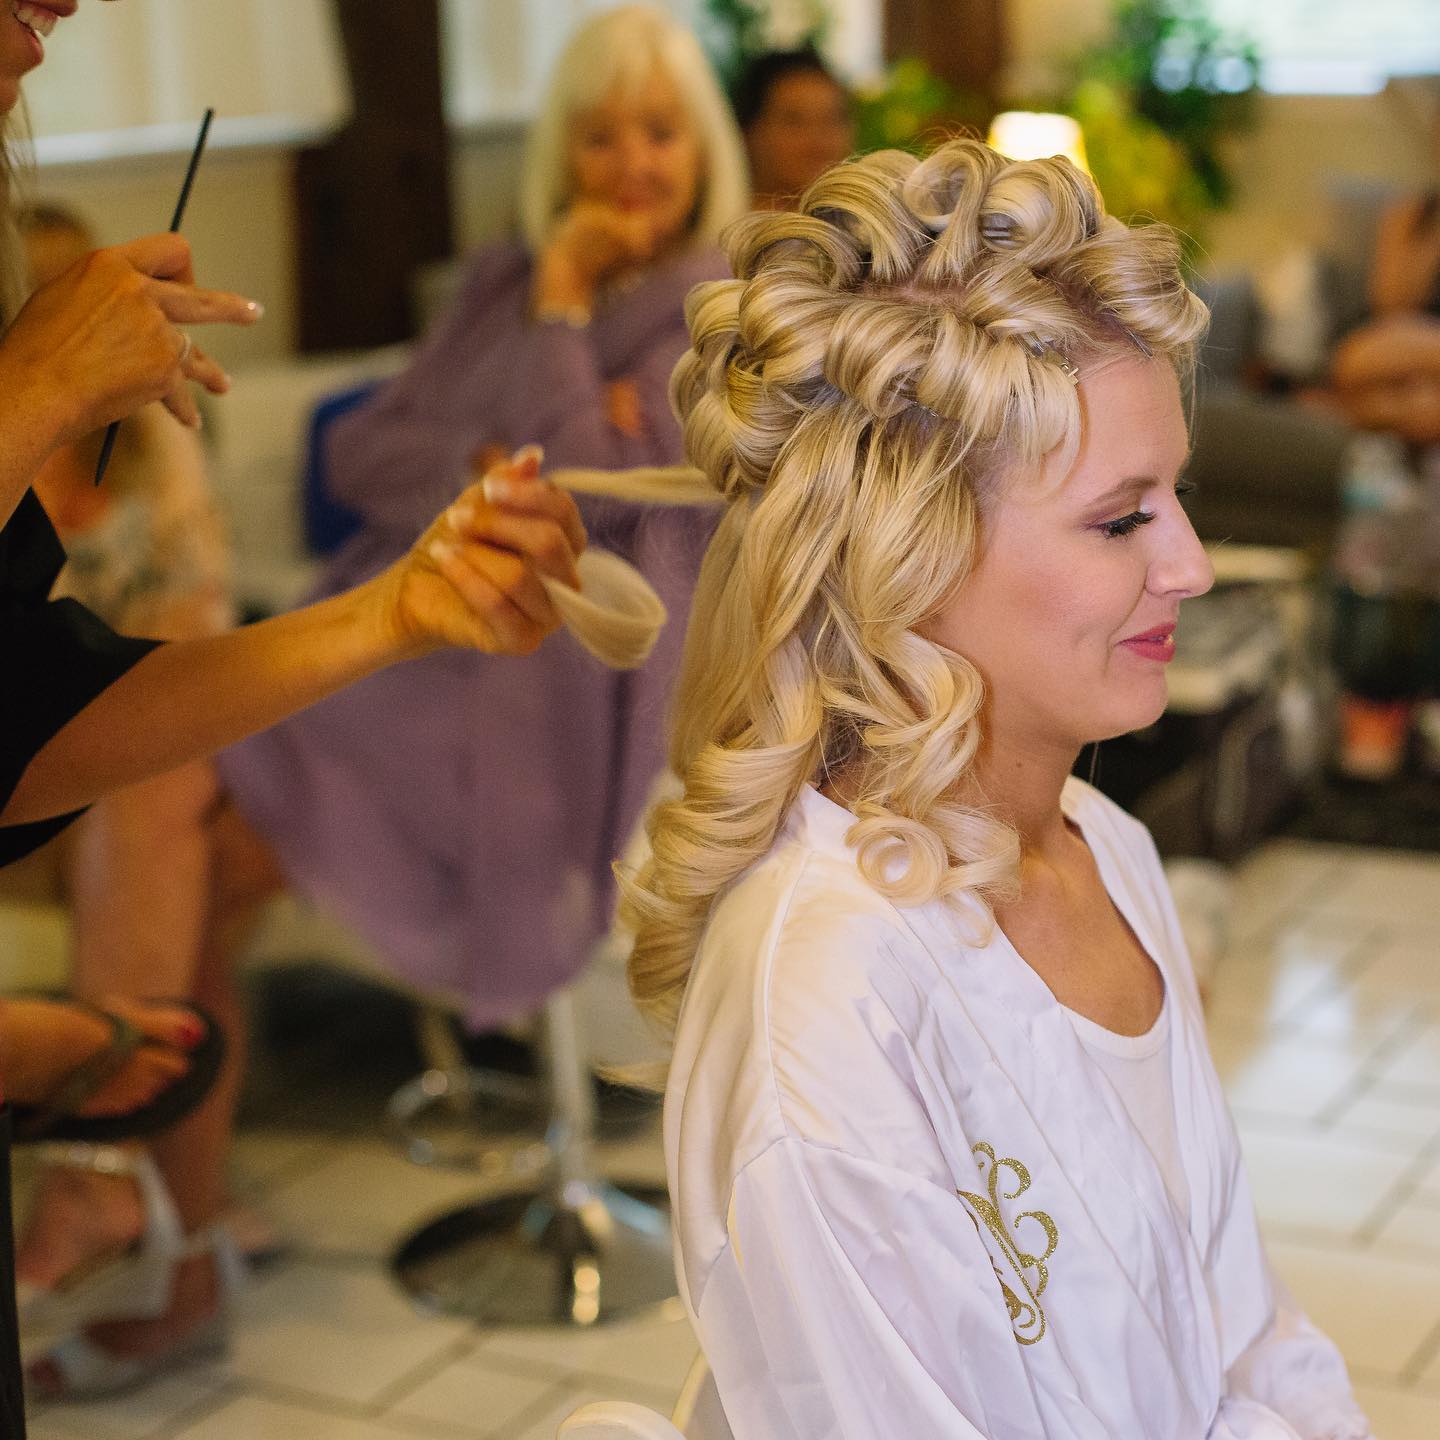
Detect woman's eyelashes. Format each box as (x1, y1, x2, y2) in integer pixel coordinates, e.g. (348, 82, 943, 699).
(1098, 510, 1156, 540)
(1096, 479, 1196, 540)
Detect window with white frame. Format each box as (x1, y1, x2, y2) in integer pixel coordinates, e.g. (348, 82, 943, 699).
(19, 0, 887, 156)
(1208, 0, 1440, 95)
(20, 0, 350, 159)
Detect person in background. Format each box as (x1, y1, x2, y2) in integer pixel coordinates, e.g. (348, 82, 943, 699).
(4, 201, 247, 1336)
(18, 204, 230, 638)
(1329, 91, 1440, 445)
(23, 2, 747, 1402)
(731, 45, 855, 211)
(1330, 259, 1440, 446)
(1326, 96, 1440, 776)
(1368, 113, 1440, 323)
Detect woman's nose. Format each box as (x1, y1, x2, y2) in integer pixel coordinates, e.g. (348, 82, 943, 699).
(1150, 514, 1215, 600)
(621, 134, 665, 181)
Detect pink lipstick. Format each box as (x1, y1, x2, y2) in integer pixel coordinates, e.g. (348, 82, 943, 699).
(1119, 623, 1177, 663)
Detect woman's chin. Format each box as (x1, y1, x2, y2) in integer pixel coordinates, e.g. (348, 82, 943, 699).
(1128, 689, 1170, 735)
(1089, 688, 1169, 745)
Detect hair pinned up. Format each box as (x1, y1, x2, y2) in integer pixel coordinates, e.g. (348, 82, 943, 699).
(561, 138, 1208, 1054)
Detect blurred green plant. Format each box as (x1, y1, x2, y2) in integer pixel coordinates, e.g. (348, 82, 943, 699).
(1079, 0, 1260, 209)
(702, 0, 1258, 241)
(1068, 79, 1213, 244)
(853, 58, 988, 155)
(1004, 0, 1260, 246)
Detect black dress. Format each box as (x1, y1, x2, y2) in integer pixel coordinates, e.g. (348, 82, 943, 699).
(0, 490, 160, 1438)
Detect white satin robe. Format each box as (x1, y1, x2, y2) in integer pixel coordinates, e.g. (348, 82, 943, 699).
(664, 779, 1372, 1440)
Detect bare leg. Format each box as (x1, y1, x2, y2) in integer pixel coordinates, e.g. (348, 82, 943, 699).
(16, 760, 220, 1291)
(43, 797, 286, 1364)
(68, 760, 219, 999)
(152, 795, 284, 1233)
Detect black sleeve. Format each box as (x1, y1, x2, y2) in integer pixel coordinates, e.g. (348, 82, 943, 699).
(0, 492, 161, 867)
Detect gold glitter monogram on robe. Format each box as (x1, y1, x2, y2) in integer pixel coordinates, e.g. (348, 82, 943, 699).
(957, 1142, 1060, 1346)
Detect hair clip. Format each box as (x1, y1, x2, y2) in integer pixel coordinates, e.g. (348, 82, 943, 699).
(1022, 337, 1080, 384)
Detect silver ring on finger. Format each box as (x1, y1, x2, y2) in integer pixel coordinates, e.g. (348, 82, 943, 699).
(176, 331, 194, 366)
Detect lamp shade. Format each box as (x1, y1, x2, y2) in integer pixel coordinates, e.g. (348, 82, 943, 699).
(986, 111, 1089, 173)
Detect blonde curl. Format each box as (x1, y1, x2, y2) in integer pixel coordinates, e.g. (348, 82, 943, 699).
(559, 138, 1208, 1055)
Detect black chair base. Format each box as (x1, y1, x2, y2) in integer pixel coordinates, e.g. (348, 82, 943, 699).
(391, 1179, 676, 1326)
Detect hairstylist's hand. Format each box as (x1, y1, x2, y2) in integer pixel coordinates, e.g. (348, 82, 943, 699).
(534, 202, 658, 314)
(0, 234, 261, 448)
(371, 447, 588, 657)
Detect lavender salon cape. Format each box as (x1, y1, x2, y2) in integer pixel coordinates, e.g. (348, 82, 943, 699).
(220, 241, 724, 1026)
(666, 779, 1372, 1440)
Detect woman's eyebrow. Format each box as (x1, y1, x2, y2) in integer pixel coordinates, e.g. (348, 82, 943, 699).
(1085, 450, 1193, 510)
(1085, 476, 1155, 510)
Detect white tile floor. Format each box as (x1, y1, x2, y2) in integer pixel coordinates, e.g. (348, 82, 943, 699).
(24, 838, 1440, 1439)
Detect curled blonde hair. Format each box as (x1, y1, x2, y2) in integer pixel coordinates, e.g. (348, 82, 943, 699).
(563, 139, 1208, 1047)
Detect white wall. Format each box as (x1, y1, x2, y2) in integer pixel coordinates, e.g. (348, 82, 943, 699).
(451, 123, 529, 254)
(1205, 93, 1433, 273)
(23, 0, 349, 137)
(29, 143, 300, 371)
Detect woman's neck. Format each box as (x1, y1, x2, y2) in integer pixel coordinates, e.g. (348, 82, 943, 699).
(959, 727, 1083, 864)
(822, 728, 1084, 867)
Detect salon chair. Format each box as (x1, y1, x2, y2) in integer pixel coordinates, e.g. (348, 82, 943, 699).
(248, 743, 684, 1328)
(240, 711, 680, 1330)
(380, 786, 684, 1332)
(386, 976, 675, 1326)
(372, 579, 702, 1326)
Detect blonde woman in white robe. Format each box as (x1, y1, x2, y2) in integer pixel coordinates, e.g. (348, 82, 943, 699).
(603, 141, 1373, 1439)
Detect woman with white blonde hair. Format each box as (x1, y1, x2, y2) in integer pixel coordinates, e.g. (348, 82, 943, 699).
(610, 140, 1373, 1438)
(517, 3, 748, 254)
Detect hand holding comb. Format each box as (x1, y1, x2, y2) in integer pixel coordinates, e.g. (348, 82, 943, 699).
(95, 106, 215, 485)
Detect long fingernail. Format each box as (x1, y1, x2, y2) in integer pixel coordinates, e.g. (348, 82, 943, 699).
(245, 301, 265, 320)
(515, 444, 544, 467)
(428, 538, 458, 564)
(482, 476, 512, 505)
(447, 500, 476, 529)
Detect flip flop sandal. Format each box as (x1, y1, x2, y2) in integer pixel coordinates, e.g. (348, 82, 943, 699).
(8, 997, 225, 1146)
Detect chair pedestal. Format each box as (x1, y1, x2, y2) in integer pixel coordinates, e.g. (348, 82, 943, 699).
(390, 987, 676, 1326)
